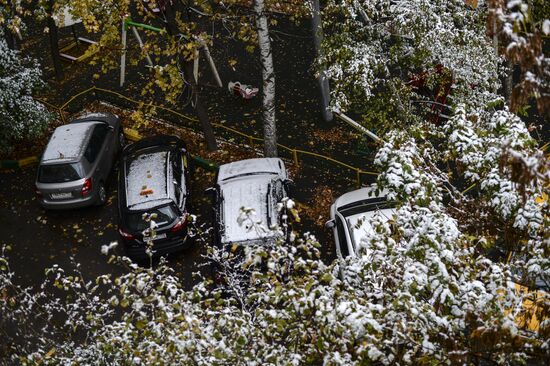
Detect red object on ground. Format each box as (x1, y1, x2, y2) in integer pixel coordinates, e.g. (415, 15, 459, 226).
(228, 81, 259, 99)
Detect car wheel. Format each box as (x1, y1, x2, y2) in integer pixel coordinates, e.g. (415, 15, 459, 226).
(96, 182, 107, 206)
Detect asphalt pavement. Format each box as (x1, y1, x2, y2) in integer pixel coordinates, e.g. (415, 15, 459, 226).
(0, 165, 213, 290)
(0, 154, 344, 290)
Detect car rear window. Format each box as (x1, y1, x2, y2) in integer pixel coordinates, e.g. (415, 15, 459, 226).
(38, 163, 83, 183)
(125, 204, 177, 232)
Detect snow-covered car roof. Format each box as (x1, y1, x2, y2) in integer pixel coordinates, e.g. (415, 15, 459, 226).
(217, 158, 288, 245)
(218, 158, 287, 182)
(125, 150, 174, 211)
(41, 122, 96, 163)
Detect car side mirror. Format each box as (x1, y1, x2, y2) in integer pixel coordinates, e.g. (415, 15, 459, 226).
(325, 219, 335, 229)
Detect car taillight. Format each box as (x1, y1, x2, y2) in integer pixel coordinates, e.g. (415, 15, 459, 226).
(81, 178, 92, 196)
(171, 214, 189, 233)
(118, 228, 134, 240)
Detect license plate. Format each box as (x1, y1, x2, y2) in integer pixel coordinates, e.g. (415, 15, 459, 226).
(51, 192, 72, 199)
(144, 233, 167, 241)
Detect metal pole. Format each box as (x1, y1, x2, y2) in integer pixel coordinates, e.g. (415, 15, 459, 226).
(334, 110, 383, 143)
(193, 49, 199, 84)
(293, 150, 299, 166)
(198, 37, 223, 87)
(131, 26, 153, 67)
(120, 20, 127, 87)
(311, 0, 333, 122)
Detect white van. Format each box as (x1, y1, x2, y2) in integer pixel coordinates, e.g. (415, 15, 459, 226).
(208, 158, 293, 247)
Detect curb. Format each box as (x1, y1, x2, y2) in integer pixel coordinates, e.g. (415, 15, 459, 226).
(0, 156, 39, 170)
(124, 128, 141, 143)
(192, 156, 219, 171)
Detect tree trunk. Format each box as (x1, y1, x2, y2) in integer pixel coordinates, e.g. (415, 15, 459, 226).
(160, 2, 218, 151)
(3, 27, 18, 50)
(47, 14, 64, 81)
(311, 0, 333, 122)
(254, 0, 278, 157)
(503, 60, 513, 105)
(182, 60, 218, 151)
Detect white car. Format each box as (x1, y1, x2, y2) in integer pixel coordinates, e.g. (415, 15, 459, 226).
(208, 158, 293, 247)
(326, 186, 395, 260)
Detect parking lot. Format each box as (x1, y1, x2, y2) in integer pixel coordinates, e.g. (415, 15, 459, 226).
(0, 149, 347, 291)
(0, 163, 215, 289)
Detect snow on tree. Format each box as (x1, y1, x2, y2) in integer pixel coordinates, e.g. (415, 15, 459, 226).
(0, 29, 50, 154)
(369, 106, 550, 362)
(320, 0, 503, 129)
(487, 0, 550, 113)
(2, 171, 549, 365)
(319, 0, 549, 361)
(0, 0, 548, 364)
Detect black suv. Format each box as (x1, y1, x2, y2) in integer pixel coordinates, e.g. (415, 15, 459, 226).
(118, 136, 191, 260)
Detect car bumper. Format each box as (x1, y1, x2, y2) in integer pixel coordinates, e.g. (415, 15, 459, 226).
(123, 234, 190, 261)
(38, 194, 96, 210)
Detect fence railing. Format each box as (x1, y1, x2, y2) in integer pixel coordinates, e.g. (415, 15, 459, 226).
(36, 86, 379, 187)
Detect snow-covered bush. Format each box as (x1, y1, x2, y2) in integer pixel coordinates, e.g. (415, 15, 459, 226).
(1, 182, 548, 365)
(371, 100, 549, 359)
(487, 0, 550, 113)
(0, 30, 50, 155)
(326, 2, 550, 350)
(320, 0, 502, 129)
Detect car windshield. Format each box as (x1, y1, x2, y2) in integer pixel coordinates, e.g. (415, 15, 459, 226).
(221, 171, 277, 182)
(125, 204, 177, 232)
(339, 197, 393, 218)
(338, 197, 395, 254)
(38, 163, 83, 183)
